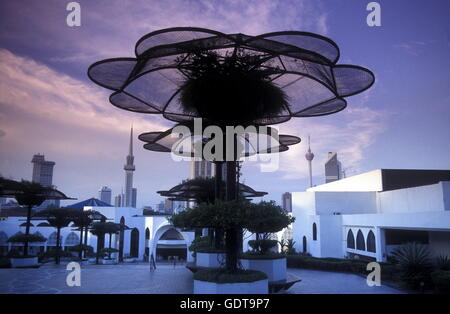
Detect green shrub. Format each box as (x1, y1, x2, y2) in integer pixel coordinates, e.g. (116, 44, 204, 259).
(435, 255, 450, 271)
(286, 254, 399, 282)
(7, 233, 46, 243)
(391, 242, 433, 290)
(431, 270, 450, 293)
(68, 244, 93, 253)
(240, 251, 285, 260)
(196, 248, 227, 254)
(194, 268, 267, 283)
(248, 239, 278, 254)
(0, 257, 11, 268)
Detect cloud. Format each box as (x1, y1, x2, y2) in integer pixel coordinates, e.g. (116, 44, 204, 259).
(1, 0, 330, 65)
(0, 129, 5, 137)
(241, 103, 386, 181)
(393, 41, 426, 56)
(0, 48, 176, 206)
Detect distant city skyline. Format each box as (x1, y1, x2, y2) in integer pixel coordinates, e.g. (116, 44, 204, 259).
(0, 0, 449, 208)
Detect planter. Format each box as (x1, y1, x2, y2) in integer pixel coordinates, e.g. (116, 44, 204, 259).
(124, 258, 136, 263)
(194, 279, 268, 294)
(88, 258, 97, 264)
(10, 257, 39, 268)
(240, 257, 286, 282)
(196, 252, 226, 268)
(101, 258, 117, 265)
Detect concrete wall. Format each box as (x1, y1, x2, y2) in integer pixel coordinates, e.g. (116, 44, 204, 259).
(378, 182, 447, 214)
(308, 169, 383, 192)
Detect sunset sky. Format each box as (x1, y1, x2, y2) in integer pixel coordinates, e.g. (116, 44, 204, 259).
(0, 0, 449, 208)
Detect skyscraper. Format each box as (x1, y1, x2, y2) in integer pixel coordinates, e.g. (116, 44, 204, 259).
(325, 152, 343, 183)
(31, 154, 59, 208)
(31, 154, 55, 187)
(305, 136, 315, 188)
(282, 192, 292, 212)
(124, 127, 136, 207)
(98, 186, 112, 205)
(190, 159, 215, 179)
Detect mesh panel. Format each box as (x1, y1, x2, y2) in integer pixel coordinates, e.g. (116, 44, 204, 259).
(88, 27, 374, 124)
(88, 58, 136, 90)
(139, 126, 300, 157)
(334, 66, 374, 97)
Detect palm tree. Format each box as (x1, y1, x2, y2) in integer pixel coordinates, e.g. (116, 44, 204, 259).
(0, 178, 73, 257)
(34, 208, 79, 264)
(90, 222, 121, 261)
(72, 210, 104, 259)
(12, 181, 47, 256)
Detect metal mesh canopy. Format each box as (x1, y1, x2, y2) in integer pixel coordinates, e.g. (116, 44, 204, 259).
(88, 27, 375, 125)
(138, 123, 301, 158)
(0, 178, 74, 201)
(158, 181, 267, 201)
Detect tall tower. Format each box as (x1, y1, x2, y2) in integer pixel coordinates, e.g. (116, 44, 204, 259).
(124, 126, 136, 207)
(31, 154, 55, 187)
(325, 152, 342, 183)
(305, 136, 315, 187)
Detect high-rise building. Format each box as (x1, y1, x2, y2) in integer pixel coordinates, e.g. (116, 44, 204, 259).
(305, 136, 315, 188)
(325, 152, 343, 183)
(131, 188, 137, 208)
(31, 154, 55, 187)
(31, 154, 59, 208)
(114, 193, 123, 207)
(164, 198, 174, 214)
(124, 126, 137, 207)
(98, 186, 112, 205)
(282, 192, 292, 212)
(190, 160, 215, 179)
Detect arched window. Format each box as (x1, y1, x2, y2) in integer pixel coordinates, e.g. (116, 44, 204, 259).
(160, 228, 184, 240)
(367, 230, 376, 253)
(302, 236, 307, 253)
(347, 229, 355, 249)
(48, 232, 61, 246)
(130, 228, 139, 258)
(356, 230, 365, 251)
(119, 216, 125, 261)
(312, 223, 317, 241)
(145, 228, 150, 240)
(0, 231, 8, 245)
(65, 232, 79, 246)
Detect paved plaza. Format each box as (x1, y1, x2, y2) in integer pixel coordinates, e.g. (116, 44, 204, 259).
(0, 264, 403, 294)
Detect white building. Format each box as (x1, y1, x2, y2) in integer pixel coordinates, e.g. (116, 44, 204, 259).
(0, 202, 194, 263)
(292, 169, 450, 262)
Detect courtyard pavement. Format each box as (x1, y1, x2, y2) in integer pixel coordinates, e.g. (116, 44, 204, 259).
(0, 263, 404, 294)
(286, 268, 404, 294)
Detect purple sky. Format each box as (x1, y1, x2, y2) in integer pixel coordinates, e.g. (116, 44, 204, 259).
(0, 0, 449, 208)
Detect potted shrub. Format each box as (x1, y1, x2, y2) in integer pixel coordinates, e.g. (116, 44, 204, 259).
(100, 248, 119, 264)
(123, 254, 136, 263)
(171, 200, 293, 293)
(69, 244, 94, 264)
(189, 236, 226, 268)
(7, 233, 46, 268)
(193, 268, 268, 294)
(239, 202, 294, 282)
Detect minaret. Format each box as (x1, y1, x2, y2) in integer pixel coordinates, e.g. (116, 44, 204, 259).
(124, 126, 135, 207)
(305, 135, 314, 188)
